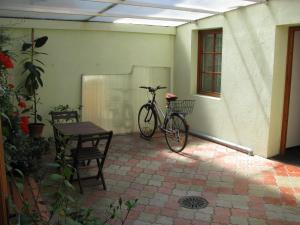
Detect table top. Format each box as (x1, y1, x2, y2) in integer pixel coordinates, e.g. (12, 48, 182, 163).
(54, 121, 107, 136)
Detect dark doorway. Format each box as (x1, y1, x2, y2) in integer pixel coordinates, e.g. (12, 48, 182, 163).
(280, 26, 300, 155)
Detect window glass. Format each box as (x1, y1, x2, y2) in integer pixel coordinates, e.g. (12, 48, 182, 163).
(203, 34, 214, 52)
(216, 33, 223, 52)
(202, 73, 212, 92)
(215, 74, 221, 93)
(214, 54, 222, 73)
(202, 54, 214, 72)
(198, 29, 222, 96)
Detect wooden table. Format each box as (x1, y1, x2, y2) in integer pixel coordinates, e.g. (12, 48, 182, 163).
(54, 121, 108, 137)
(53, 121, 112, 191)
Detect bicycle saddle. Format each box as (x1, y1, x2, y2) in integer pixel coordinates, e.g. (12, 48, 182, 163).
(165, 93, 177, 101)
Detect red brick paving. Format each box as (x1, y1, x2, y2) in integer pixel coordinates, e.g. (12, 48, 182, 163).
(77, 134, 300, 225)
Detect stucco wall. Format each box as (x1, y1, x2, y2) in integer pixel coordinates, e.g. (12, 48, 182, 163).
(174, 0, 300, 157)
(0, 19, 175, 136)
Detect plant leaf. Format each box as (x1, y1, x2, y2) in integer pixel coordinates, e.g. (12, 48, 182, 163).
(37, 114, 42, 121)
(22, 42, 32, 51)
(34, 59, 45, 65)
(33, 51, 48, 55)
(45, 162, 60, 168)
(15, 182, 24, 193)
(21, 108, 31, 114)
(34, 36, 48, 48)
(15, 169, 24, 177)
(48, 173, 64, 181)
(25, 75, 35, 95)
(64, 180, 75, 190)
(0, 113, 11, 127)
(36, 74, 43, 87)
(36, 66, 44, 73)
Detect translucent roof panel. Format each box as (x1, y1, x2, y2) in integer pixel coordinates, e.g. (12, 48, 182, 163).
(0, 10, 91, 21)
(131, 0, 257, 13)
(0, 0, 263, 27)
(113, 18, 185, 27)
(90, 17, 119, 23)
(0, 0, 112, 14)
(105, 5, 212, 21)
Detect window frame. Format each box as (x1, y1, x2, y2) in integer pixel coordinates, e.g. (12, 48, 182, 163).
(197, 28, 223, 97)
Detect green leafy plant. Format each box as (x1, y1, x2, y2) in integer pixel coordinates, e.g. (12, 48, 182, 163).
(0, 29, 16, 123)
(5, 136, 50, 174)
(49, 104, 83, 124)
(9, 150, 138, 225)
(50, 104, 83, 112)
(68, 198, 138, 225)
(22, 28, 48, 123)
(2, 29, 137, 223)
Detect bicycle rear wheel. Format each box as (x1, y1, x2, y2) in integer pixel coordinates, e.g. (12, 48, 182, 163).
(138, 104, 157, 138)
(165, 113, 188, 152)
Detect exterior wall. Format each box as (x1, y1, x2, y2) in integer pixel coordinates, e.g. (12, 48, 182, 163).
(174, 0, 300, 157)
(286, 31, 300, 148)
(0, 18, 175, 136)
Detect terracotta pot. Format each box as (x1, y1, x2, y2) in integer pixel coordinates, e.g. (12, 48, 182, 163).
(28, 123, 44, 138)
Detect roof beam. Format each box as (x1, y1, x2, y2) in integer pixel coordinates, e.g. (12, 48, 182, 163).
(242, 0, 266, 2)
(0, 7, 190, 22)
(85, 2, 118, 21)
(81, 0, 218, 14)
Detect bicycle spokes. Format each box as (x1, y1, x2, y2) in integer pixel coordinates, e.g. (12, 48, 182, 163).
(165, 114, 188, 152)
(138, 104, 157, 138)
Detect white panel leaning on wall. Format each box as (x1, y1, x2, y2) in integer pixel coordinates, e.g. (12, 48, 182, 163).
(82, 66, 171, 134)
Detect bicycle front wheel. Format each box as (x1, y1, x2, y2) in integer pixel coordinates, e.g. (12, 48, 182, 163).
(165, 114, 188, 152)
(138, 104, 157, 138)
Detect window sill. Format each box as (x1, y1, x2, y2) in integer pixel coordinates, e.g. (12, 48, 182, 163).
(194, 93, 221, 100)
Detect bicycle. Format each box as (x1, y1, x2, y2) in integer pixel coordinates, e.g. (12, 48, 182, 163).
(138, 85, 195, 152)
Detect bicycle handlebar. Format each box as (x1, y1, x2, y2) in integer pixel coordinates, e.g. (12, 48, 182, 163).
(139, 85, 167, 93)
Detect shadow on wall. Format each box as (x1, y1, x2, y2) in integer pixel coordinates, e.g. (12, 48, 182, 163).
(220, 5, 277, 149)
(224, 10, 271, 127)
(173, 26, 193, 98)
(81, 66, 171, 134)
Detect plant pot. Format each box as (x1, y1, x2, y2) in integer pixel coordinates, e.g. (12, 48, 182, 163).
(28, 123, 44, 138)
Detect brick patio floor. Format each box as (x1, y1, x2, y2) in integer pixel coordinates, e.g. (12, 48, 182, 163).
(76, 133, 300, 225)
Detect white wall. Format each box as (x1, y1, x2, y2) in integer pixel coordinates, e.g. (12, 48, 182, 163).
(174, 0, 300, 157)
(0, 18, 175, 136)
(286, 31, 300, 148)
(82, 66, 170, 134)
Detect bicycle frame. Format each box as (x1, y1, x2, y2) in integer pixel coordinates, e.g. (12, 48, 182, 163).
(147, 92, 172, 132)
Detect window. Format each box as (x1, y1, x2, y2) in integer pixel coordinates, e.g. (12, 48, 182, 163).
(197, 29, 223, 97)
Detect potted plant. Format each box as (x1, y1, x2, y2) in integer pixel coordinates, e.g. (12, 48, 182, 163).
(22, 28, 48, 138)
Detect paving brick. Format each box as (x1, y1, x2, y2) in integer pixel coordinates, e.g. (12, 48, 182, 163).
(156, 215, 173, 225)
(161, 208, 177, 217)
(138, 212, 157, 223)
(249, 217, 267, 225)
(149, 198, 166, 207)
(230, 216, 248, 225)
(195, 212, 212, 222)
(174, 218, 192, 225)
(134, 220, 151, 225)
(75, 134, 300, 225)
(173, 189, 188, 196)
(178, 209, 195, 220)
